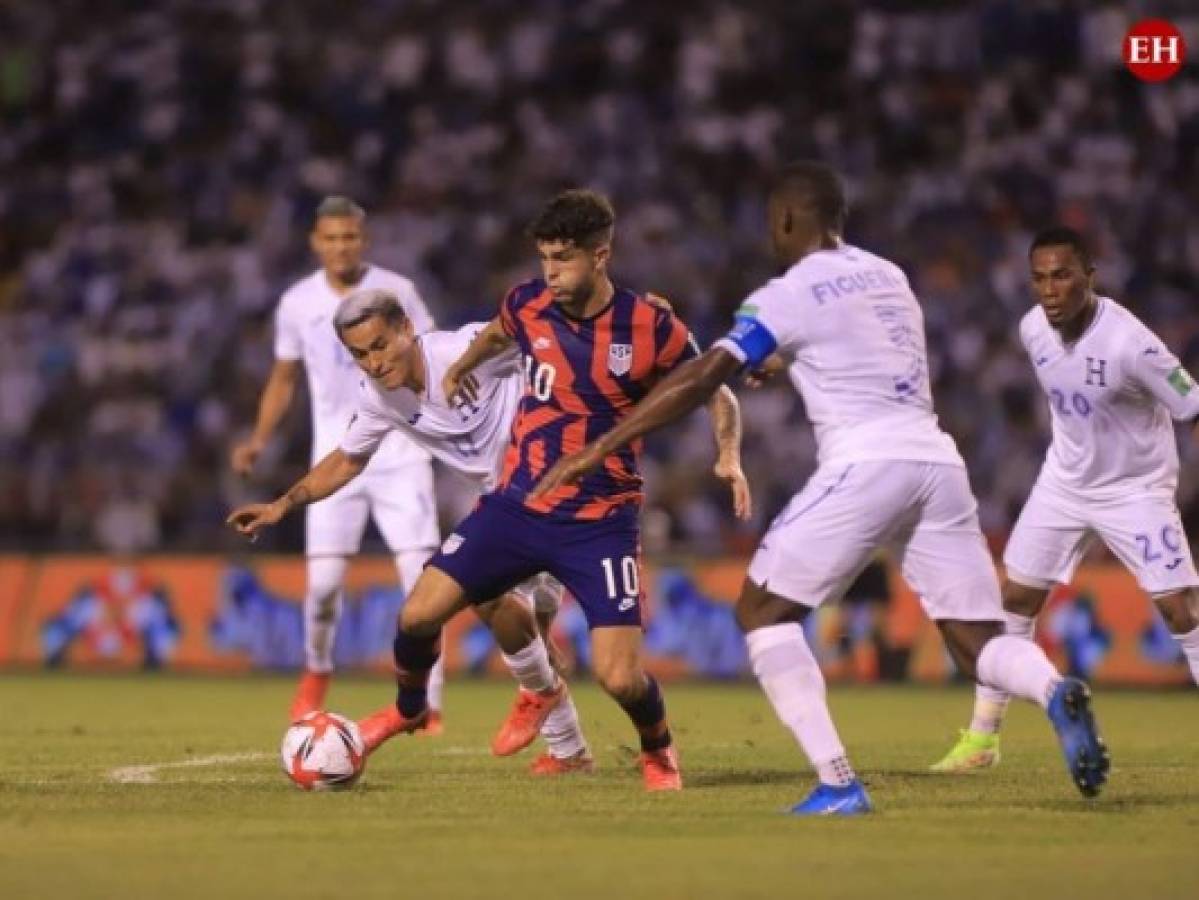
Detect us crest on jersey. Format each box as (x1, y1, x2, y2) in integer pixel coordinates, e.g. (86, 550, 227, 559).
(608, 343, 633, 376)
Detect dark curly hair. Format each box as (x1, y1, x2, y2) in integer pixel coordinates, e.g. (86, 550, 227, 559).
(1030, 226, 1094, 272)
(772, 161, 848, 233)
(527, 189, 615, 249)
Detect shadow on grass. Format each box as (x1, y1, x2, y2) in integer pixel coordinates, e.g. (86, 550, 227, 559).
(685, 769, 810, 788)
(996, 795, 1197, 813)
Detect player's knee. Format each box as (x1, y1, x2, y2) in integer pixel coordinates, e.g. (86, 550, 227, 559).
(484, 595, 539, 653)
(594, 663, 645, 705)
(735, 579, 806, 633)
(1154, 590, 1199, 634)
(598, 672, 645, 706)
(399, 600, 441, 637)
(734, 581, 770, 632)
(1001, 579, 1048, 618)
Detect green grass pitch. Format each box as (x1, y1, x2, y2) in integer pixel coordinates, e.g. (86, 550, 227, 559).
(1, 674, 1196, 900)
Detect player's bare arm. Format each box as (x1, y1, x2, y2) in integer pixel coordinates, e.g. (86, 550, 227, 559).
(442, 316, 511, 403)
(706, 385, 751, 520)
(231, 358, 301, 475)
(226, 448, 368, 537)
(534, 347, 742, 497)
(643, 294, 749, 516)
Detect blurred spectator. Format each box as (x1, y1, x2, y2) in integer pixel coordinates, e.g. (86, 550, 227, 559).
(1, 0, 1197, 553)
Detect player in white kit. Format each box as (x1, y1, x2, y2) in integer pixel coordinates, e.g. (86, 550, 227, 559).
(932, 227, 1199, 773)
(230, 197, 444, 727)
(228, 289, 594, 773)
(534, 162, 1109, 813)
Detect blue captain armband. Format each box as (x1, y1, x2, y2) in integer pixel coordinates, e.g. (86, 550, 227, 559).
(715, 316, 779, 369)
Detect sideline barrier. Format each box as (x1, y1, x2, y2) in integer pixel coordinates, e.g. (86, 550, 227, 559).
(0, 555, 1189, 685)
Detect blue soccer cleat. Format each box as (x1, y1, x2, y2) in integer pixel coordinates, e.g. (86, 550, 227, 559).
(788, 779, 873, 816)
(1047, 677, 1110, 798)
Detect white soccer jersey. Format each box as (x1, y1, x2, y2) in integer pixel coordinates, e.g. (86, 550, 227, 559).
(1021, 295, 1199, 500)
(716, 242, 962, 467)
(339, 324, 523, 488)
(274, 266, 435, 471)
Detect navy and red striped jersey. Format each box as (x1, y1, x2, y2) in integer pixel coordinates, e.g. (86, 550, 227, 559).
(497, 278, 698, 520)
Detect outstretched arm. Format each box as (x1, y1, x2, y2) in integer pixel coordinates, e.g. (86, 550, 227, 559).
(533, 347, 743, 497)
(442, 317, 514, 404)
(226, 449, 367, 539)
(706, 385, 751, 519)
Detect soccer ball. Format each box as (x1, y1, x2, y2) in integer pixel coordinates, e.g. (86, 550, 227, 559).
(280, 711, 366, 791)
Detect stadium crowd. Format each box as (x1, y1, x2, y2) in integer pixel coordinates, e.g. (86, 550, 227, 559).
(1, 0, 1197, 555)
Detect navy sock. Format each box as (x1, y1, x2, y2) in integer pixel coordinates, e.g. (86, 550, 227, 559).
(393, 630, 440, 718)
(618, 675, 672, 752)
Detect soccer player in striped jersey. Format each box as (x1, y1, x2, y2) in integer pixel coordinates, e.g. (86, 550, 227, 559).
(356, 189, 749, 790)
(535, 163, 1109, 813)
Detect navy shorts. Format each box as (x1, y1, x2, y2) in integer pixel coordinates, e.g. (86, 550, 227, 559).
(428, 493, 644, 629)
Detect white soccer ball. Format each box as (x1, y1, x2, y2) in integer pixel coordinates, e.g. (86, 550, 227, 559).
(280, 711, 366, 791)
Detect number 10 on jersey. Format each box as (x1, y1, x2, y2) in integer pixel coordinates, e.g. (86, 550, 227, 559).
(524, 356, 556, 401)
(601, 556, 641, 599)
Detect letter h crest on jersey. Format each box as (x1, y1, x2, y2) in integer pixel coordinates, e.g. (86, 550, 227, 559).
(1085, 356, 1107, 388)
(608, 343, 633, 376)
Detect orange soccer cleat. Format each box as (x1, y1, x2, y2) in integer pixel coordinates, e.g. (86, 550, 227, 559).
(356, 704, 430, 753)
(639, 746, 683, 792)
(288, 671, 331, 722)
(414, 709, 444, 737)
(490, 684, 565, 757)
(529, 750, 595, 776)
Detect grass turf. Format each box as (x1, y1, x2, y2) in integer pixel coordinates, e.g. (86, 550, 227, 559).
(0, 674, 1196, 900)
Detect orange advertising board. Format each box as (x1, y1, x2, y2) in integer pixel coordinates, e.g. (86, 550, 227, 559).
(0, 554, 1190, 686)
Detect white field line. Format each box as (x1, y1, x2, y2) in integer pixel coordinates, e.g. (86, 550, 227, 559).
(103, 746, 488, 784)
(107, 752, 273, 784)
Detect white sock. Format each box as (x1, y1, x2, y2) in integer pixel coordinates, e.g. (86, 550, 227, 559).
(970, 612, 1036, 733)
(303, 556, 348, 673)
(502, 637, 559, 694)
(427, 656, 446, 713)
(968, 694, 1009, 735)
(395, 549, 440, 708)
(1175, 623, 1199, 685)
(747, 623, 856, 787)
(541, 688, 588, 759)
(976, 634, 1061, 709)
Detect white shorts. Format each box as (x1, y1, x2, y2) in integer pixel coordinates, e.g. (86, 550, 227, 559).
(1003, 480, 1199, 596)
(306, 461, 440, 557)
(747, 461, 1002, 622)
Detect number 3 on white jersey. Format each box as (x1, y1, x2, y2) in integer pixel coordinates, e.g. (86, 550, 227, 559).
(524, 356, 556, 401)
